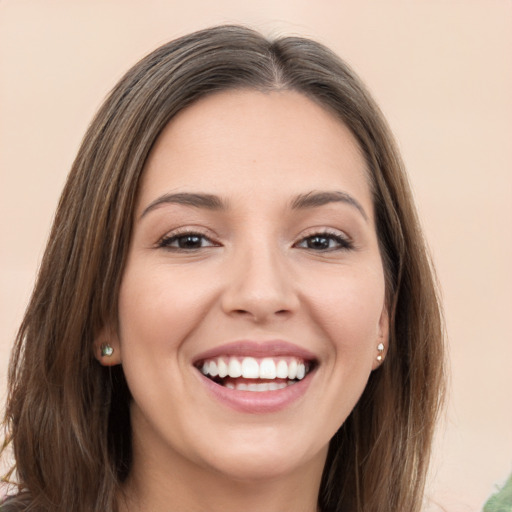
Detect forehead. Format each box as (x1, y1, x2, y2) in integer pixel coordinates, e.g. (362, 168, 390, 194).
(138, 89, 372, 215)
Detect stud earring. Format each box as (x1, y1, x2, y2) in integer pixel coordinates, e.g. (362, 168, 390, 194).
(100, 343, 114, 357)
(376, 342, 385, 362)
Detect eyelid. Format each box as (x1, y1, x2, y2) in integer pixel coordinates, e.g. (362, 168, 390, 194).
(295, 226, 351, 241)
(293, 227, 354, 251)
(156, 226, 220, 250)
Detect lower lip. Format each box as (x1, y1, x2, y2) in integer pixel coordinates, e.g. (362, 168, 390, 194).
(196, 371, 315, 414)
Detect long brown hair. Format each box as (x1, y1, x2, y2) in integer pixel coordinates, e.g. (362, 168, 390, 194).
(1, 25, 444, 512)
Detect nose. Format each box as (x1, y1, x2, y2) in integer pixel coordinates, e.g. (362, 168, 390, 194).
(220, 244, 299, 323)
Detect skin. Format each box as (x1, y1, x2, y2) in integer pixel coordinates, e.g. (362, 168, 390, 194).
(96, 89, 388, 512)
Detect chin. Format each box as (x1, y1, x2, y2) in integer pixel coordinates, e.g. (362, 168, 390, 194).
(195, 429, 327, 482)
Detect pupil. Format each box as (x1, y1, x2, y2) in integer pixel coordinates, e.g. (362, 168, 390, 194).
(308, 236, 329, 249)
(179, 235, 202, 248)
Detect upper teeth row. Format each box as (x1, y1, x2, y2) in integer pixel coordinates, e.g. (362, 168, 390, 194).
(200, 356, 307, 380)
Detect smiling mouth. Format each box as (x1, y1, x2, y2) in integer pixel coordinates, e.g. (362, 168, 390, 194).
(195, 356, 316, 392)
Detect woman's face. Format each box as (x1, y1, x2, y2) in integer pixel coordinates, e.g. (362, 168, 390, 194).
(107, 90, 388, 482)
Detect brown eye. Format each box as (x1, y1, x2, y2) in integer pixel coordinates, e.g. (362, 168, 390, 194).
(296, 233, 353, 251)
(176, 235, 204, 249)
(158, 233, 217, 250)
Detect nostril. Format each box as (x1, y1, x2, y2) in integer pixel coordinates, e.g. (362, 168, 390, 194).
(230, 308, 292, 321)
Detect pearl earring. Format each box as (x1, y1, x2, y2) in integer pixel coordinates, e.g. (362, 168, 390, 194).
(376, 342, 385, 362)
(100, 343, 114, 357)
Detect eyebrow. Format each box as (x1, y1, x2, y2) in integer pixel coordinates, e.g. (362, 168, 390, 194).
(291, 191, 368, 221)
(139, 190, 368, 222)
(140, 192, 227, 219)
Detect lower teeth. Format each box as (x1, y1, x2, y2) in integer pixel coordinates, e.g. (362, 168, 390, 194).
(224, 381, 293, 392)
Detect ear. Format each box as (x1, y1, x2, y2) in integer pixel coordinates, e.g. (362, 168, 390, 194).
(372, 303, 389, 370)
(93, 324, 122, 366)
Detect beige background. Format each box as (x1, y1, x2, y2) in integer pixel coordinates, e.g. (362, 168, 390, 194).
(1, 1, 511, 510)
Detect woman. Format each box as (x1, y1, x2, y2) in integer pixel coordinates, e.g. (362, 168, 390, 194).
(1, 25, 444, 512)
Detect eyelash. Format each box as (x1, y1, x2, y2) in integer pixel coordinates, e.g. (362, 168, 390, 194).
(157, 230, 218, 251)
(157, 229, 353, 252)
(294, 231, 354, 252)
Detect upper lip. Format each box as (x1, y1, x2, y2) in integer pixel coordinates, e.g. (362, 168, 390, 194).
(192, 340, 317, 364)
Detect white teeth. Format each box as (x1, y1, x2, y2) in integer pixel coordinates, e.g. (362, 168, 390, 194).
(208, 378, 295, 392)
(199, 356, 311, 382)
(259, 358, 276, 379)
(248, 382, 269, 392)
(241, 357, 260, 379)
(237, 381, 290, 392)
(208, 360, 218, 377)
(228, 358, 242, 378)
(217, 358, 228, 378)
(288, 359, 298, 380)
(276, 360, 288, 379)
(269, 381, 287, 391)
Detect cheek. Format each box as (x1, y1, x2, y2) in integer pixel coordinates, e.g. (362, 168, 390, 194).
(302, 264, 386, 355)
(117, 262, 216, 353)
(291, 269, 385, 440)
(115, 265, 211, 433)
